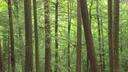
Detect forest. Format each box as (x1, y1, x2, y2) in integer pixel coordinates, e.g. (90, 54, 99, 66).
(0, 0, 127, 72)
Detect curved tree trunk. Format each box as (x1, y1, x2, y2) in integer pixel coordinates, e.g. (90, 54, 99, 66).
(113, 0, 120, 71)
(108, 0, 120, 72)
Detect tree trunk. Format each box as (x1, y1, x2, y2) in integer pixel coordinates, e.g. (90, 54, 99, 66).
(54, 0, 59, 72)
(33, 0, 39, 72)
(8, 0, 16, 71)
(67, 0, 71, 72)
(108, 0, 113, 72)
(44, 0, 51, 71)
(79, 0, 98, 72)
(113, 0, 120, 71)
(76, 0, 82, 72)
(7, 34, 11, 72)
(108, 0, 120, 72)
(0, 40, 4, 72)
(24, 0, 33, 71)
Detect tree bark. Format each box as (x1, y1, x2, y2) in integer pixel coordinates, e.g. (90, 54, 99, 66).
(79, 0, 98, 72)
(44, 0, 51, 71)
(76, 0, 82, 72)
(24, 0, 33, 71)
(108, 0, 113, 72)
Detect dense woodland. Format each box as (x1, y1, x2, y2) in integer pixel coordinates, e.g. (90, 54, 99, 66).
(0, 0, 127, 72)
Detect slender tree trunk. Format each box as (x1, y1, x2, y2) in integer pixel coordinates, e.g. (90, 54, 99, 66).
(33, 0, 39, 72)
(108, 0, 113, 72)
(54, 0, 59, 72)
(44, 0, 51, 71)
(79, 0, 98, 72)
(108, 0, 120, 72)
(67, 0, 71, 72)
(7, 34, 11, 72)
(113, 0, 120, 71)
(76, 0, 82, 72)
(87, 1, 93, 71)
(8, 0, 16, 72)
(24, 0, 33, 71)
(0, 40, 4, 72)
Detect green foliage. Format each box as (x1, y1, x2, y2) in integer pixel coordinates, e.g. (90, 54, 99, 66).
(0, 0, 128, 72)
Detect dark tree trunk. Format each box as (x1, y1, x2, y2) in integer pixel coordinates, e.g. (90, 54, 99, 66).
(108, 0, 120, 72)
(67, 0, 71, 72)
(113, 0, 120, 71)
(8, 0, 16, 72)
(79, 0, 98, 72)
(54, 0, 59, 72)
(108, 0, 113, 71)
(76, 0, 82, 72)
(44, 0, 51, 71)
(24, 0, 33, 71)
(33, 0, 39, 72)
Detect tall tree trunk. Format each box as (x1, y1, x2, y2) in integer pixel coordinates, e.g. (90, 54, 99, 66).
(0, 40, 4, 72)
(76, 0, 82, 72)
(79, 0, 98, 72)
(113, 0, 120, 71)
(33, 0, 39, 72)
(108, 0, 120, 72)
(67, 0, 71, 72)
(8, 0, 16, 72)
(7, 34, 11, 72)
(87, 1, 94, 72)
(54, 0, 59, 72)
(24, 0, 33, 71)
(44, 0, 51, 71)
(108, 0, 113, 72)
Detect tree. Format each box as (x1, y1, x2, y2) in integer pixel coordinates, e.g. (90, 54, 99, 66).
(33, 0, 39, 72)
(113, 0, 120, 71)
(8, 0, 16, 72)
(108, 0, 120, 72)
(67, 0, 71, 72)
(44, 0, 51, 71)
(0, 40, 4, 72)
(24, 0, 33, 71)
(108, 0, 113, 71)
(76, 0, 82, 72)
(54, 0, 59, 72)
(79, 0, 98, 72)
